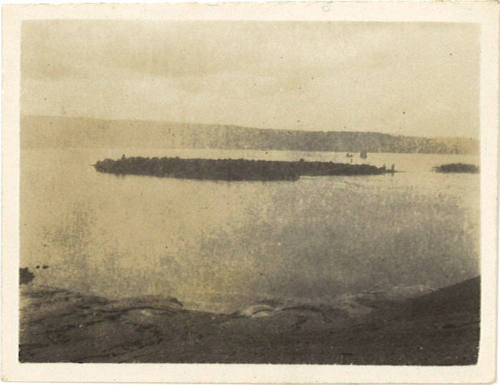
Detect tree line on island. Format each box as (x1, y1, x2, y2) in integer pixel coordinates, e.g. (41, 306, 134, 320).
(94, 156, 394, 181)
(434, 163, 479, 173)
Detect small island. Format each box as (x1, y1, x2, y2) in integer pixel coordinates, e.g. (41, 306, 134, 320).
(434, 163, 479, 174)
(94, 156, 394, 181)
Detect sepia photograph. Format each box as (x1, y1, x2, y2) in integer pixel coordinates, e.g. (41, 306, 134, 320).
(2, 2, 498, 383)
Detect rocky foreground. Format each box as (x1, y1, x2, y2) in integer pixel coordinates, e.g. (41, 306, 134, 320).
(20, 277, 479, 364)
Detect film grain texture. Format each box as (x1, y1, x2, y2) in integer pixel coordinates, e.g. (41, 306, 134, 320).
(19, 20, 480, 365)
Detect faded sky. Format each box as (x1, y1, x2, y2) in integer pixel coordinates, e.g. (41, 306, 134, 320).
(22, 21, 479, 138)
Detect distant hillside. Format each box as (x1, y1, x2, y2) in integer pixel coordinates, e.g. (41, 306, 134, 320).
(21, 115, 479, 154)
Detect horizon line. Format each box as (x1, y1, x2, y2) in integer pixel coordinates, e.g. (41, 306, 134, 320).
(21, 113, 479, 141)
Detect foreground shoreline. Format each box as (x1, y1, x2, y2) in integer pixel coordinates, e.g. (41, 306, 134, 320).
(20, 276, 479, 364)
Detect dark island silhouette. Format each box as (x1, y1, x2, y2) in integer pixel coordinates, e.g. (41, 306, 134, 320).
(93, 156, 394, 181)
(434, 163, 479, 173)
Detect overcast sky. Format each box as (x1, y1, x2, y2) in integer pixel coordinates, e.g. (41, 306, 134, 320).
(22, 21, 479, 138)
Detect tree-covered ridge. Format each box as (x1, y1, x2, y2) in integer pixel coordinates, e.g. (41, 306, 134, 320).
(23, 115, 478, 154)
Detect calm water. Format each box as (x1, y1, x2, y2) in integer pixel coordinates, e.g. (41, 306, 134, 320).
(21, 148, 480, 312)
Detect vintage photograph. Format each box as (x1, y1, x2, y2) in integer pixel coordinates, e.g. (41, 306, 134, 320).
(3, 4, 497, 382)
(17, 19, 483, 365)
